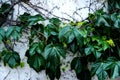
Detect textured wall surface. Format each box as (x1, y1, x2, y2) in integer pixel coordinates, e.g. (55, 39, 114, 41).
(0, 0, 111, 80)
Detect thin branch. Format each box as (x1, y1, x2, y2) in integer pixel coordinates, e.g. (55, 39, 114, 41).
(24, 2, 71, 22)
(47, 6, 60, 16)
(19, 3, 31, 12)
(76, 7, 95, 13)
(3, 0, 21, 15)
(2, 40, 14, 51)
(89, 0, 92, 13)
(62, 12, 78, 22)
(32, 28, 48, 43)
(0, 0, 22, 26)
(3, 70, 11, 80)
(72, 12, 83, 20)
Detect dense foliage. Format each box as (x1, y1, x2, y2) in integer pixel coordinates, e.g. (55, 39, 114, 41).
(0, 0, 120, 80)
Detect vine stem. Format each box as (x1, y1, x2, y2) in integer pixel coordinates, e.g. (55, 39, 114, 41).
(2, 40, 14, 51)
(3, 70, 11, 80)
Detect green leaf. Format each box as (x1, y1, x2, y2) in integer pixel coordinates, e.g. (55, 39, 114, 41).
(27, 54, 45, 72)
(69, 40, 78, 53)
(0, 36, 2, 42)
(93, 51, 102, 59)
(77, 21, 86, 27)
(1, 50, 20, 68)
(118, 47, 120, 57)
(91, 62, 101, 76)
(44, 44, 66, 59)
(28, 14, 45, 25)
(0, 28, 5, 41)
(115, 2, 120, 9)
(45, 52, 61, 80)
(20, 62, 25, 68)
(114, 19, 120, 28)
(102, 41, 109, 51)
(91, 57, 120, 80)
(44, 24, 58, 38)
(105, 57, 120, 79)
(71, 57, 82, 74)
(59, 26, 83, 45)
(85, 47, 91, 56)
(96, 14, 110, 27)
(111, 65, 119, 79)
(59, 26, 74, 43)
(73, 28, 83, 47)
(0, 3, 11, 13)
(29, 41, 45, 56)
(6, 27, 14, 38)
(59, 26, 70, 39)
(79, 29, 87, 38)
(97, 71, 108, 80)
(3, 52, 11, 66)
(12, 31, 19, 40)
(46, 61, 61, 80)
(6, 26, 21, 40)
(47, 35, 59, 44)
(13, 52, 21, 63)
(19, 13, 30, 22)
(92, 36, 99, 42)
(29, 14, 45, 21)
(30, 24, 44, 38)
(111, 13, 117, 21)
(8, 56, 16, 68)
(15, 26, 21, 32)
(0, 53, 1, 61)
(84, 45, 94, 56)
(29, 43, 38, 56)
(49, 18, 61, 26)
(76, 69, 91, 80)
(37, 42, 45, 54)
(110, 13, 120, 28)
(91, 62, 108, 80)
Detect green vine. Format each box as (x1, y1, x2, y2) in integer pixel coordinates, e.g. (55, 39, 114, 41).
(0, 0, 120, 80)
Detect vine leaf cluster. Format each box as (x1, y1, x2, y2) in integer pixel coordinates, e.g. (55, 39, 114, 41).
(0, 0, 120, 80)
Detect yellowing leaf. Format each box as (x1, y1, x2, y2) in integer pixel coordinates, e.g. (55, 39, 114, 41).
(63, 42, 67, 48)
(107, 39, 115, 47)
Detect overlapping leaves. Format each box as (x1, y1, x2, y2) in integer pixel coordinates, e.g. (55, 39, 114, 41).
(28, 14, 45, 25)
(59, 26, 83, 46)
(0, 3, 10, 15)
(44, 44, 66, 79)
(91, 57, 120, 80)
(26, 53, 45, 72)
(29, 41, 45, 56)
(26, 41, 45, 72)
(71, 57, 91, 80)
(44, 24, 58, 38)
(0, 1, 120, 80)
(71, 57, 82, 74)
(6, 26, 22, 40)
(44, 44, 66, 59)
(95, 9, 110, 27)
(0, 28, 5, 42)
(84, 36, 109, 59)
(1, 50, 20, 68)
(111, 13, 120, 28)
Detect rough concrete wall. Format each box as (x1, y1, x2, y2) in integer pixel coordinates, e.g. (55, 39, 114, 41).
(0, 0, 110, 80)
(12, 0, 105, 21)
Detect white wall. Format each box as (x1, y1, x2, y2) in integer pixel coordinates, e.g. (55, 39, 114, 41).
(12, 0, 105, 21)
(0, 0, 107, 80)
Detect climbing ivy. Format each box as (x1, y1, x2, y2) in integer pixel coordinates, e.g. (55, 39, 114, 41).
(0, 0, 120, 80)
